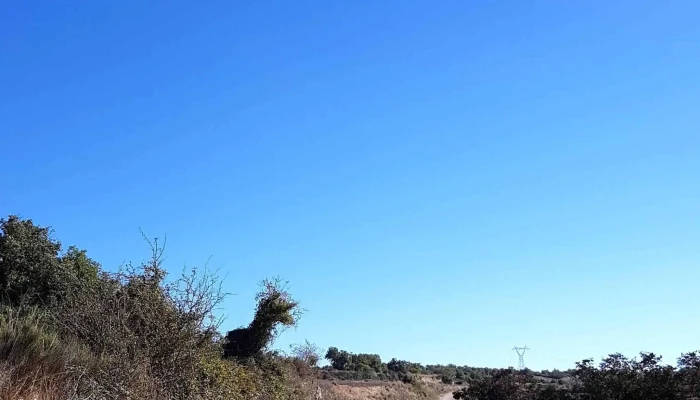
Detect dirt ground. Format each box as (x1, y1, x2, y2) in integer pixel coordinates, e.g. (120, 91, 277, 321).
(318, 376, 459, 400)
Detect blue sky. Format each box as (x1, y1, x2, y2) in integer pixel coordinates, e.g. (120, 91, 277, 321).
(2, 1, 699, 370)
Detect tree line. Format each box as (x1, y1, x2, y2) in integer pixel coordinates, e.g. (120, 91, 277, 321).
(322, 346, 495, 383)
(322, 346, 573, 385)
(452, 351, 700, 399)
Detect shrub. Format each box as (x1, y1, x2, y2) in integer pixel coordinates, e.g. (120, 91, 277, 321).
(289, 340, 321, 379)
(197, 355, 259, 400)
(51, 238, 228, 399)
(400, 372, 416, 384)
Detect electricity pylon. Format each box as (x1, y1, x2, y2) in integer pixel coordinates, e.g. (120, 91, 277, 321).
(513, 346, 529, 370)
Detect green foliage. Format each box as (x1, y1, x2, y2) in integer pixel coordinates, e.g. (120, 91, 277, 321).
(326, 346, 354, 370)
(354, 353, 384, 374)
(325, 349, 497, 384)
(0, 216, 98, 307)
(423, 364, 494, 383)
(59, 245, 100, 284)
(196, 355, 259, 400)
(324, 346, 385, 379)
(387, 358, 417, 374)
(453, 368, 539, 400)
(571, 352, 683, 400)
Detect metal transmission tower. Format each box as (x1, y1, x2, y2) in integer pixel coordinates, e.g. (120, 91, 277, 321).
(513, 346, 529, 370)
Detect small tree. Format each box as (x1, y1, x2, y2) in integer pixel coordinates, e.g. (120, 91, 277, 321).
(290, 340, 321, 367)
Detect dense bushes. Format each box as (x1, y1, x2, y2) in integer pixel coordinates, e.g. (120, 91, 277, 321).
(324, 347, 386, 379)
(0, 215, 315, 400)
(49, 240, 229, 399)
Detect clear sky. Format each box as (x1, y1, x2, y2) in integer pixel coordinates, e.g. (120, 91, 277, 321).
(2, 1, 699, 371)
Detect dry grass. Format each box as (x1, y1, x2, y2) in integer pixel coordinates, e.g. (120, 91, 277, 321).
(0, 308, 95, 400)
(319, 377, 447, 400)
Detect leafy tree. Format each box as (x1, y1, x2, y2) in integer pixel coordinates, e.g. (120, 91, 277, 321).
(354, 353, 383, 373)
(677, 351, 700, 398)
(325, 346, 353, 370)
(453, 368, 538, 400)
(324, 346, 385, 375)
(387, 358, 407, 373)
(59, 245, 100, 284)
(571, 353, 680, 400)
(388, 358, 421, 374)
(453, 351, 700, 400)
(0, 215, 98, 307)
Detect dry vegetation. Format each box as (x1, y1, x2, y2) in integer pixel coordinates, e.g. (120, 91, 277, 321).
(0, 215, 449, 400)
(318, 378, 448, 400)
(0, 216, 326, 400)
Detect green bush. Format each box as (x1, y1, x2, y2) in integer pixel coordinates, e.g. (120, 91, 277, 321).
(197, 355, 260, 400)
(0, 216, 98, 307)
